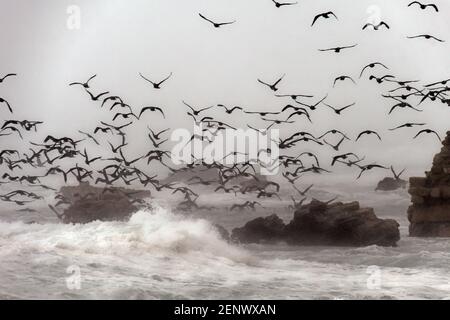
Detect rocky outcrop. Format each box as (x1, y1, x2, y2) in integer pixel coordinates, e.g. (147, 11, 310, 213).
(60, 181, 151, 202)
(408, 131, 450, 237)
(376, 167, 407, 191)
(52, 182, 150, 224)
(231, 214, 285, 243)
(60, 193, 138, 224)
(232, 200, 400, 247)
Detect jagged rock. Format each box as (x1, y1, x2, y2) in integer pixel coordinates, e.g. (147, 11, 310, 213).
(231, 200, 400, 247)
(61, 196, 138, 224)
(375, 167, 407, 191)
(54, 182, 150, 224)
(408, 131, 450, 237)
(285, 200, 399, 247)
(60, 181, 151, 202)
(231, 214, 285, 243)
(376, 177, 407, 191)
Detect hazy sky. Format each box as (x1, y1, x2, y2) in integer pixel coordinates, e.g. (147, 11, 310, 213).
(0, 0, 449, 183)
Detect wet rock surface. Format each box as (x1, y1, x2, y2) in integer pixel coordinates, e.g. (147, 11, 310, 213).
(232, 200, 400, 247)
(408, 131, 450, 237)
(54, 182, 150, 224)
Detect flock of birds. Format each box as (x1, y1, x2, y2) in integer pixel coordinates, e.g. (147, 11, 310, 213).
(0, 1, 449, 216)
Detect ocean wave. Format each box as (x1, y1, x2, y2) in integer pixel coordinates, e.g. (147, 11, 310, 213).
(0, 206, 251, 264)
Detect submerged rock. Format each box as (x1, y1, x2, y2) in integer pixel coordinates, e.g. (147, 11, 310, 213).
(408, 131, 450, 237)
(232, 200, 400, 247)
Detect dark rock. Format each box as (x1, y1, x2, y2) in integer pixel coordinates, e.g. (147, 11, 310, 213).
(231, 214, 285, 244)
(376, 177, 407, 191)
(61, 196, 138, 224)
(231, 200, 400, 247)
(375, 167, 407, 191)
(408, 131, 450, 237)
(60, 181, 151, 202)
(54, 182, 150, 224)
(285, 200, 399, 247)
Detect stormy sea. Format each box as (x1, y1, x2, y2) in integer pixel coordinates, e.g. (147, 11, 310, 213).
(1, 184, 450, 300)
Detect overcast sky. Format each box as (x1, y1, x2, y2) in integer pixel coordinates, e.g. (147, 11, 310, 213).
(0, 0, 449, 183)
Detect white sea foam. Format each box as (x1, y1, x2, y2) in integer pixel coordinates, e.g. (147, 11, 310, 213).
(0, 195, 450, 299)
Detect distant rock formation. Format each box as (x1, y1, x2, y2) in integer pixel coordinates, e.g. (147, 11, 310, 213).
(376, 167, 407, 191)
(161, 165, 268, 189)
(408, 131, 450, 237)
(52, 182, 151, 224)
(232, 200, 400, 247)
(60, 181, 151, 202)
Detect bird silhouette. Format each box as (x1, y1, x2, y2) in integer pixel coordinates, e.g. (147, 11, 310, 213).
(318, 44, 357, 53)
(86, 90, 110, 101)
(360, 62, 389, 78)
(356, 130, 382, 141)
(408, 1, 438, 12)
(272, 0, 298, 8)
(323, 102, 356, 115)
(407, 34, 444, 42)
(257, 74, 285, 91)
(138, 106, 165, 119)
(311, 12, 338, 26)
(0, 97, 13, 113)
(183, 101, 213, 116)
(199, 13, 236, 28)
(362, 21, 390, 30)
(139, 72, 172, 89)
(389, 123, 426, 131)
(333, 76, 356, 87)
(413, 129, 441, 141)
(0, 73, 17, 84)
(69, 74, 97, 88)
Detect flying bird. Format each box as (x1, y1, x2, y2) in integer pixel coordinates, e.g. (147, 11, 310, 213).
(323, 102, 356, 115)
(0, 73, 17, 83)
(389, 123, 426, 131)
(360, 62, 389, 78)
(413, 129, 441, 141)
(311, 12, 338, 26)
(139, 72, 172, 89)
(318, 44, 357, 53)
(357, 164, 388, 179)
(257, 74, 285, 92)
(356, 130, 382, 141)
(388, 102, 422, 114)
(199, 13, 236, 28)
(69, 74, 97, 88)
(0, 97, 13, 113)
(217, 104, 243, 114)
(425, 78, 450, 87)
(333, 75, 356, 87)
(408, 1, 439, 12)
(407, 34, 444, 42)
(369, 75, 395, 84)
(86, 90, 110, 101)
(271, 0, 298, 8)
(138, 106, 165, 119)
(183, 101, 213, 116)
(362, 21, 390, 30)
